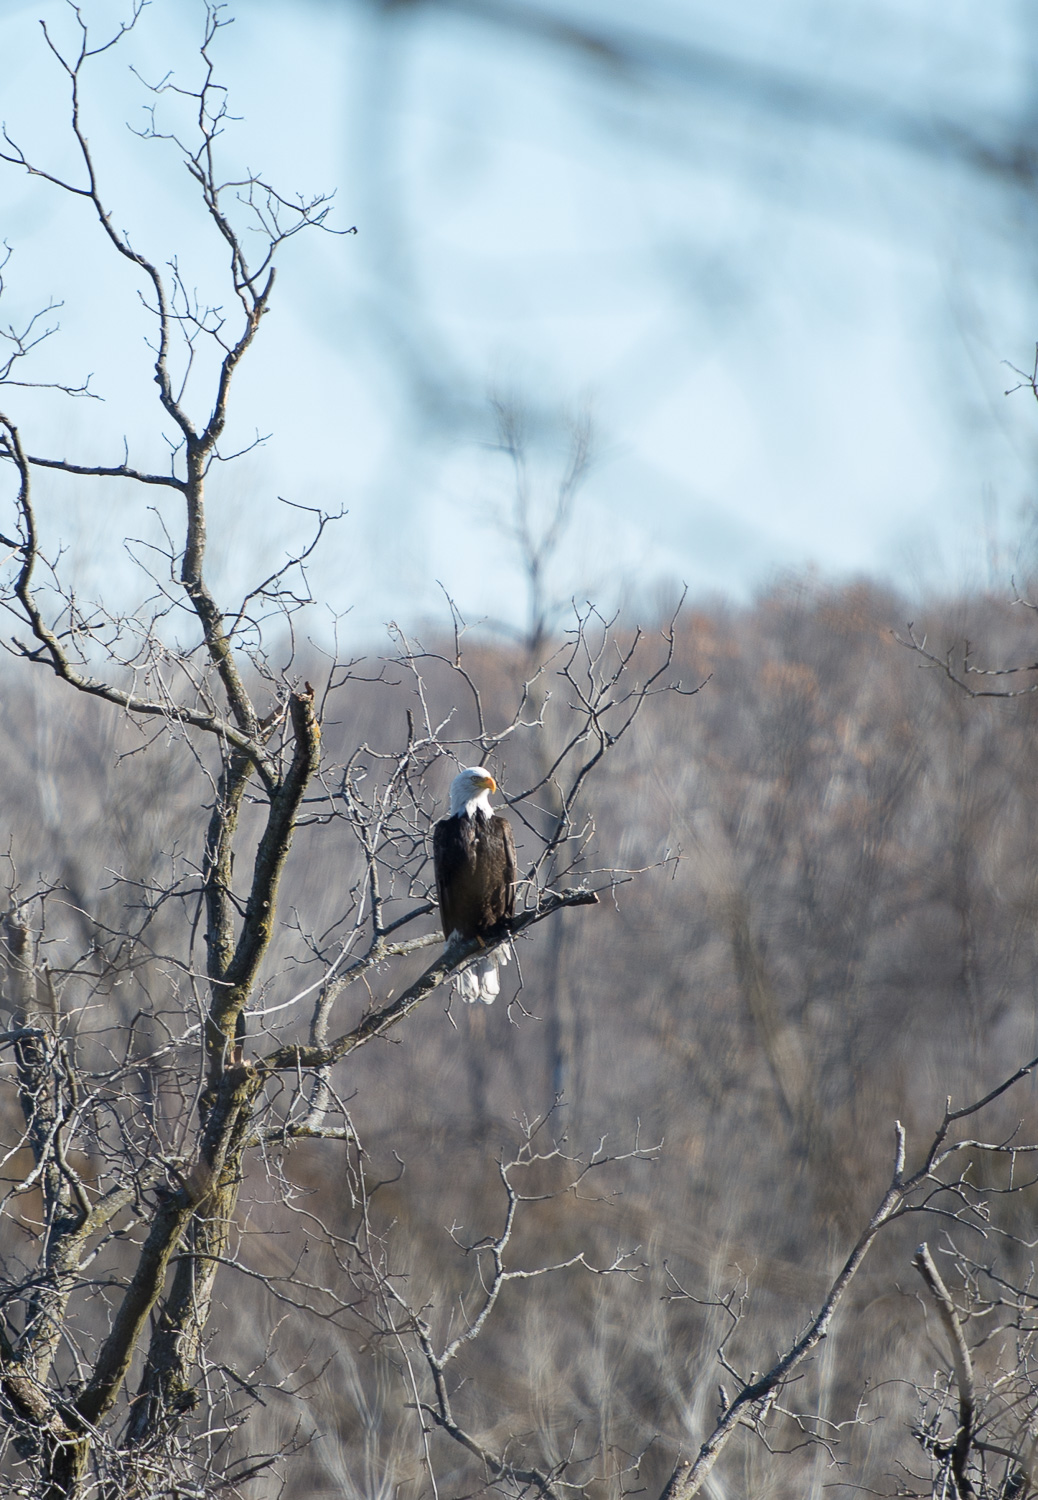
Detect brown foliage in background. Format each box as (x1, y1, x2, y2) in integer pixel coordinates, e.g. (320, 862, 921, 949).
(4, 575, 1038, 1496)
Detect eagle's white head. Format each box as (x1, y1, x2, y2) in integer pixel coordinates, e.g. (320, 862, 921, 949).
(449, 765, 497, 818)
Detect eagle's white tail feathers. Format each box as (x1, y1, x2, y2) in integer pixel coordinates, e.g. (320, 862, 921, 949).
(451, 941, 512, 1005)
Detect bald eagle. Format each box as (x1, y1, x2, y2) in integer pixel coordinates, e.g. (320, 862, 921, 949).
(433, 766, 517, 1003)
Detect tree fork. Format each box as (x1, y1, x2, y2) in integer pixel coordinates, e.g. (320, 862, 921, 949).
(203, 687, 321, 1092)
(126, 1072, 263, 1450)
(203, 748, 253, 988)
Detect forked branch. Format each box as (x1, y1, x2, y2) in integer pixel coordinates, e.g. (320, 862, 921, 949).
(659, 1052, 1038, 1499)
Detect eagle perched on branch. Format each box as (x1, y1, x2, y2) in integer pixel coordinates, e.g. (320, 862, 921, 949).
(433, 766, 517, 1003)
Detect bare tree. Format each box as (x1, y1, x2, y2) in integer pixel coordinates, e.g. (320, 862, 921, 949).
(0, 8, 690, 1496)
(657, 1058, 1038, 1500)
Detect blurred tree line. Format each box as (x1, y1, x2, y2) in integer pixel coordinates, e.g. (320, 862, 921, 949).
(6, 572, 1038, 1495)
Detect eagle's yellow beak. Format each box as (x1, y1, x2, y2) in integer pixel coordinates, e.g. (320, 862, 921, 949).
(483, 774, 497, 793)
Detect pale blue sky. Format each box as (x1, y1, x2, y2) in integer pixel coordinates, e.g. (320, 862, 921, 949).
(1, 0, 1036, 640)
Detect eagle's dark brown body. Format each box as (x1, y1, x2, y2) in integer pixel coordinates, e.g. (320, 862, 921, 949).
(433, 808, 517, 943)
